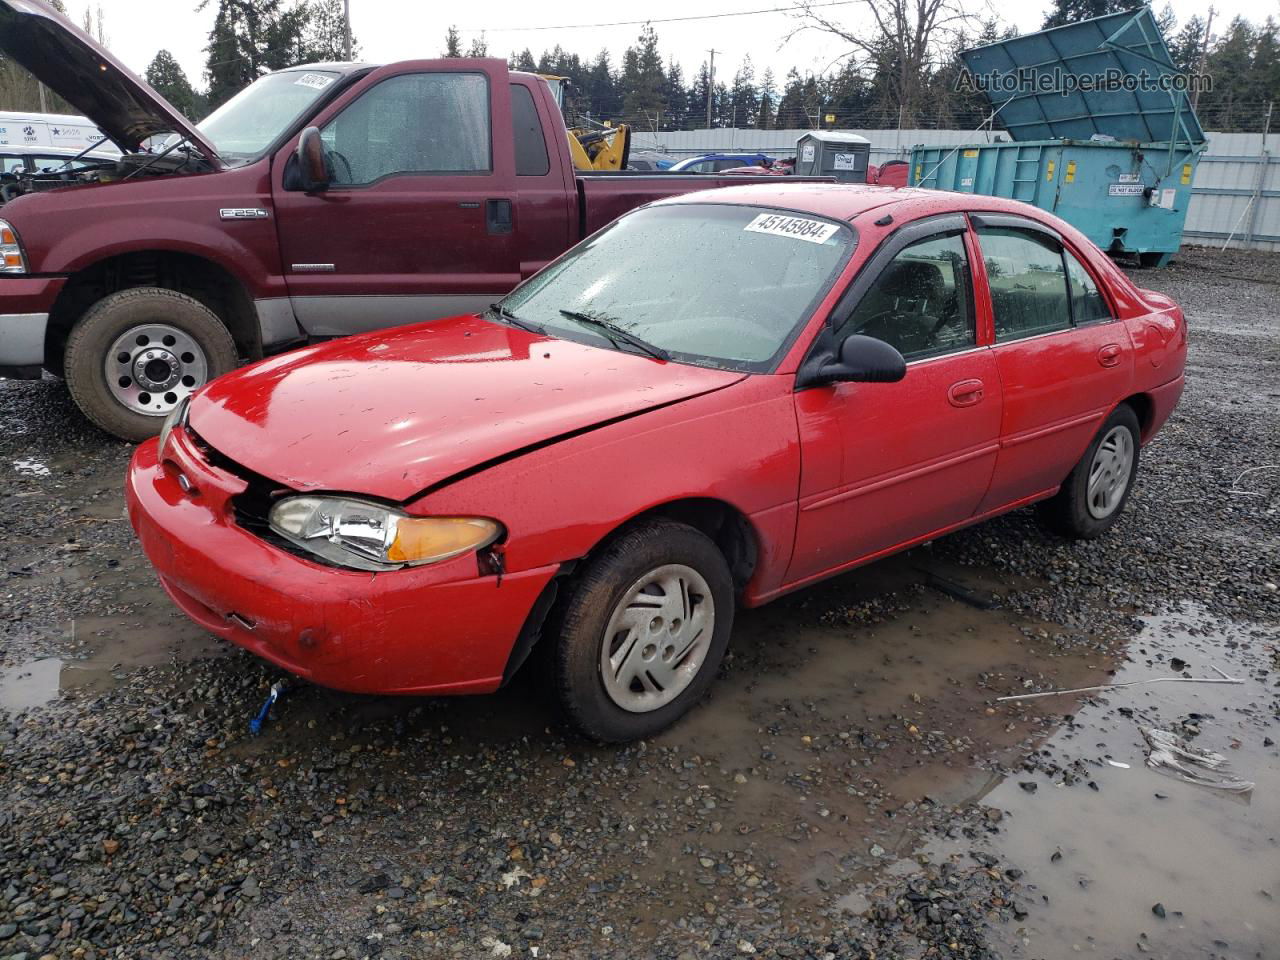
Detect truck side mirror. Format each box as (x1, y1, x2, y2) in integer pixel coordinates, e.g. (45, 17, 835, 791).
(296, 126, 331, 192)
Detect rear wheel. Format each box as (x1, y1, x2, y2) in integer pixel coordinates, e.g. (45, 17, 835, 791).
(1037, 404, 1141, 539)
(552, 521, 734, 742)
(64, 287, 237, 442)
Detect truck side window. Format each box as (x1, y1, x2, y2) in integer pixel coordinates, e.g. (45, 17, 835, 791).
(322, 73, 491, 184)
(511, 84, 549, 177)
(978, 227, 1072, 341)
(1064, 249, 1113, 324)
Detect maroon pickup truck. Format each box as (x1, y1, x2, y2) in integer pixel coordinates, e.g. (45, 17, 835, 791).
(0, 0, 794, 439)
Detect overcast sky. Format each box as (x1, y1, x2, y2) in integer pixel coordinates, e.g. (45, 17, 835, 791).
(78, 0, 1272, 94)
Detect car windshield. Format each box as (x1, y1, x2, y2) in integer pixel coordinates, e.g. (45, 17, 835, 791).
(198, 70, 341, 164)
(495, 203, 855, 372)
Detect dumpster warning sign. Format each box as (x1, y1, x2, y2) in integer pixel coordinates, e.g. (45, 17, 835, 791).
(1108, 183, 1145, 197)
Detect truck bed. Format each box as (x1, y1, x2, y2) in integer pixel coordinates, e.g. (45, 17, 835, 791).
(576, 173, 832, 236)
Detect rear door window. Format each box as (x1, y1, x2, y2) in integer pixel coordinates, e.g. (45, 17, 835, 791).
(977, 227, 1072, 341)
(511, 83, 549, 176)
(1064, 249, 1113, 324)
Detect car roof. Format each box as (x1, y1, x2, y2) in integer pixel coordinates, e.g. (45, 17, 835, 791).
(653, 182, 1058, 225)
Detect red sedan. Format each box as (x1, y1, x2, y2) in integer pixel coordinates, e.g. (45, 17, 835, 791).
(127, 184, 1186, 741)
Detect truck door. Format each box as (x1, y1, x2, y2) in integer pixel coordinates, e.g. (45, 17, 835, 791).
(271, 60, 520, 336)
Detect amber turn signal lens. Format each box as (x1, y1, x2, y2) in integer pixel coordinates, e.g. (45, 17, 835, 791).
(0, 227, 14, 245)
(386, 517, 502, 565)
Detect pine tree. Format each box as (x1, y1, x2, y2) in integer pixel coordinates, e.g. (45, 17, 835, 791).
(145, 50, 199, 119)
(663, 58, 686, 129)
(466, 33, 489, 58)
(619, 25, 666, 125)
(1042, 0, 1140, 29)
(729, 56, 759, 128)
(584, 50, 616, 120)
(1169, 16, 1206, 75)
(443, 26, 463, 57)
(774, 69, 807, 128)
(511, 49, 537, 71)
(757, 68, 776, 129)
(1200, 17, 1259, 130)
(687, 61, 713, 128)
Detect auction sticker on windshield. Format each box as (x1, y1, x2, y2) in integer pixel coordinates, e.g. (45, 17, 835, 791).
(744, 213, 840, 245)
(294, 73, 334, 89)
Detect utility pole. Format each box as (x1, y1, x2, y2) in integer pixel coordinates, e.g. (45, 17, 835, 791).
(37, 82, 48, 113)
(342, 0, 352, 61)
(1191, 6, 1213, 113)
(705, 48, 719, 129)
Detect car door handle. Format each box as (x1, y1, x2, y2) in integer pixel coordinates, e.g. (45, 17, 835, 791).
(1098, 343, 1122, 367)
(947, 379, 985, 407)
(486, 198, 513, 235)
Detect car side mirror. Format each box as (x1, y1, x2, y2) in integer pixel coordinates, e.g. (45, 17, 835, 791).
(295, 126, 331, 191)
(832, 335, 907, 383)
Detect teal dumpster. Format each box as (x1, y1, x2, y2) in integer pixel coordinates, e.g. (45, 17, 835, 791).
(910, 7, 1206, 266)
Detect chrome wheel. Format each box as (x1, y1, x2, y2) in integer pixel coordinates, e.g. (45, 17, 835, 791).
(1086, 425, 1134, 519)
(105, 323, 209, 416)
(599, 563, 715, 713)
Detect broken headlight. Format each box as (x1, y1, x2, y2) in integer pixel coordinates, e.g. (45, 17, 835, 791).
(268, 496, 502, 572)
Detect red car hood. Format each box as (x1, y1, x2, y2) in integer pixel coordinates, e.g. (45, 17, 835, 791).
(188, 315, 745, 501)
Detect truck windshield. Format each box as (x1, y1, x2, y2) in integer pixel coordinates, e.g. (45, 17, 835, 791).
(495, 204, 855, 372)
(199, 70, 341, 164)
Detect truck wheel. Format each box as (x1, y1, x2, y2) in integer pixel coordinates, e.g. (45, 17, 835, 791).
(64, 287, 238, 442)
(552, 520, 734, 742)
(1036, 404, 1141, 540)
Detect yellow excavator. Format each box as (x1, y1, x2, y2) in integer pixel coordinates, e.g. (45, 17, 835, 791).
(539, 75, 632, 172)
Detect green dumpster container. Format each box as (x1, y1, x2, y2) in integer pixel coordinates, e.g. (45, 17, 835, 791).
(910, 7, 1206, 266)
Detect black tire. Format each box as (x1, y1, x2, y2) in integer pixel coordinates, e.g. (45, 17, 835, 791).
(552, 520, 735, 742)
(1037, 404, 1141, 540)
(64, 287, 238, 442)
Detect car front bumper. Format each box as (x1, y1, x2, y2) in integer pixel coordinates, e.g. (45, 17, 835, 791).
(126, 431, 557, 695)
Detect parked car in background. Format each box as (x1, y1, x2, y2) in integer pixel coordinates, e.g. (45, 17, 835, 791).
(626, 150, 677, 171)
(725, 158, 795, 177)
(669, 152, 774, 173)
(868, 159, 909, 187)
(0, 109, 117, 153)
(0, 0, 820, 441)
(128, 182, 1186, 742)
(0, 141, 119, 180)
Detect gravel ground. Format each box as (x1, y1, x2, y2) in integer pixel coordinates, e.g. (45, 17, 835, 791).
(0, 244, 1276, 960)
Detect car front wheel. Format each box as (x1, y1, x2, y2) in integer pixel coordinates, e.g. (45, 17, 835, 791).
(1037, 403, 1141, 539)
(552, 520, 734, 742)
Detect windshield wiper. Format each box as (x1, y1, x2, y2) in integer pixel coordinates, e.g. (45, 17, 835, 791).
(488, 303, 544, 334)
(558, 309, 668, 361)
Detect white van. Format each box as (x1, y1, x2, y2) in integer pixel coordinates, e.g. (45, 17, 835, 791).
(0, 110, 119, 174)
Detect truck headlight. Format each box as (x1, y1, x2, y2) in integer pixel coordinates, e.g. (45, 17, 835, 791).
(268, 496, 502, 572)
(0, 220, 26, 274)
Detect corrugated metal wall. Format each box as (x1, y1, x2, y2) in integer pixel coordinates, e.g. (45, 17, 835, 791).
(633, 128, 1279, 252)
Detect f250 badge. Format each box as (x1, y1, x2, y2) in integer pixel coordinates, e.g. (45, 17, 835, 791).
(219, 208, 270, 220)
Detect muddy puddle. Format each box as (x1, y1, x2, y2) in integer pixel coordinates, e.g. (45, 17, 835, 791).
(0, 612, 226, 712)
(868, 605, 1280, 959)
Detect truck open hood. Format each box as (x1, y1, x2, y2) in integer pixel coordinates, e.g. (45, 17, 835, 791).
(188, 314, 746, 502)
(0, 0, 219, 161)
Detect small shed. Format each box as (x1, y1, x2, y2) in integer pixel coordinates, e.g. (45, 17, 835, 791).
(794, 131, 871, 183)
